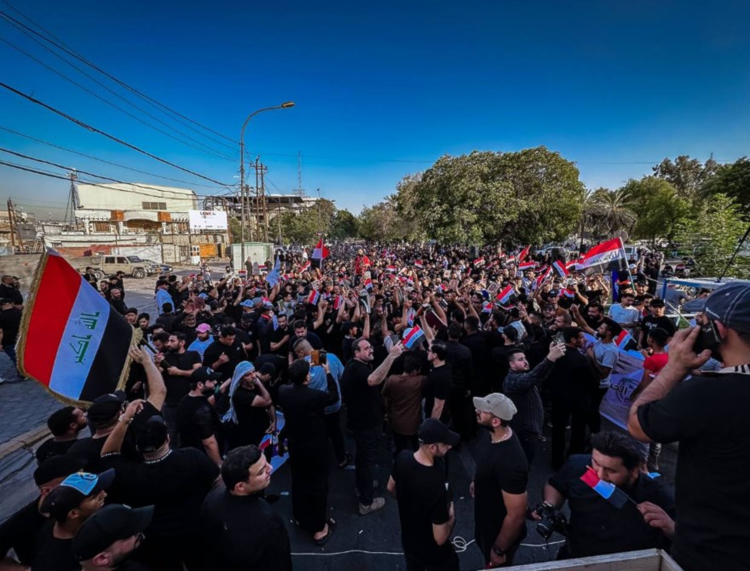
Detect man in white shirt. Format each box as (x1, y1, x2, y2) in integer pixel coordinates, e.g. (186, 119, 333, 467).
(608, 291, 641, 336)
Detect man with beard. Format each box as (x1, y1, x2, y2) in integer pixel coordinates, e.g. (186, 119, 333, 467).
(222, 361, 275, 450)
(159, 333, 202, 445)
(387, 419, 460, 571)
(471, 394, 528, 568)
(278, 359, 340, 544)
(269, 313, 292, 358)
(503, 343, 566, 465)
(203, 326, 247, 381)
(36, 406, 89, 463)
(176, 367, 225, 466)
(188, 323, 214, 359)
(72, 504, 154, 571)
(108, 288, 127, 315)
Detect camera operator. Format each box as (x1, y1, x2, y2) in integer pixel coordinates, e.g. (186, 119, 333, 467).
(629, 283, 750, 571)
(533, 431, 675, 559)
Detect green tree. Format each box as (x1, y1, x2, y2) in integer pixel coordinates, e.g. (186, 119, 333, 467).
(358, 196, 413, 242)
(701, 157, 750, 215)
(676, 194, 748, 277)
(621, 177, 692, 247)
(329, 209, 360, 240)
(590, 187, 637, 237)
(396, 147, 584, 245)
(652, 155, 718, 201)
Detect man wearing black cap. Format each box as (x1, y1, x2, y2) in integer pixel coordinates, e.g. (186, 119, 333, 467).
(176, 367, 224, 465)
(72, 504, 154, 570)
(100, 400, 219, 571)
(0, 455, 83, 569)
(629, 282, 750, 571)
(0, 296, 22, 367)
(387, 419, 460, 571)
(30, 469, 115, 571)
(202, 445, 292, 570)
(638, 298, 676, 348)
(472, 393, 529, 568)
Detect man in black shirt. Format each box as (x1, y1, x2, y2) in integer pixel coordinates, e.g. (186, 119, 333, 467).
(341, 337, 402, 515)
(269, 313, 292, 357)
(158, 332, 202, 445)
(445, 322, 475, 440)
(36, 406, 88, 464)
(538, 431, 675, 559)
(549, 327, 597, 470)
(109, 288, 127, 315)
(424, 341, 451, 423)
(176, 367, 224, 466)
(32, 469, 114, 571)
(100, 402, 219, 571)
(0, 455, 83, 569)
(472, 393, 528, 568)
(0, 275, 23, 306)
(203, 325, 247, 380)
(387, 419, 460, 571)
(638, 298, 677, 348)
(630, 283, 750, 571)
(0, 297, 22, 365)
(202, 445, 292, 570)
(72, 504, 153, 571)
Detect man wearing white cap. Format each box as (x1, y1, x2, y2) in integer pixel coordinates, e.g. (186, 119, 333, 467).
(471, 393, 529, 568)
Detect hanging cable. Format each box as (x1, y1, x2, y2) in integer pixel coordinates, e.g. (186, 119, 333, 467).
(0, 80, 232, 187)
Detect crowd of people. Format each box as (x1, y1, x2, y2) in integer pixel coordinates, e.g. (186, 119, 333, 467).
(0, 242, 748, 570)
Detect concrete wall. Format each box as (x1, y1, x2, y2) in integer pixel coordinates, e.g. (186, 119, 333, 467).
(0, 254, 42, 282)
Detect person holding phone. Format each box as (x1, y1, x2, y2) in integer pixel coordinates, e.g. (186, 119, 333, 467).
(629, 283, 750, 571)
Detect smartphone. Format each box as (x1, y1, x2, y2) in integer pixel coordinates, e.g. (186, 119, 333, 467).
(693, 320, 721, 356)
(311, 350, 320, 366)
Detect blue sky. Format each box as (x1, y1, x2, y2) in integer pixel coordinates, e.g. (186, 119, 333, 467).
(1, 0, 748, 219)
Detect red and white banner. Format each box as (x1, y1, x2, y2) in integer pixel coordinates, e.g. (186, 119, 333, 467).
(18, 249, 136, 405)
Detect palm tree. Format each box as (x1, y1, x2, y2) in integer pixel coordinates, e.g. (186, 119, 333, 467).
(591, 187, 637, 237)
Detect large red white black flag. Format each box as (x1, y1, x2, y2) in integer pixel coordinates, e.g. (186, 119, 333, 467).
(18, 248, 136, 405)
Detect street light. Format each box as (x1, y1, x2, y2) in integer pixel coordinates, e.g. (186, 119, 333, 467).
(239, 102, 295, 267)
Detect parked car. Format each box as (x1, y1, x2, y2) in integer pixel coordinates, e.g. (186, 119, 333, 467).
(142, 259, 173, 274)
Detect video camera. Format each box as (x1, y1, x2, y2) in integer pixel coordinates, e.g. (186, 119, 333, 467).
(533, 502, 567, 540)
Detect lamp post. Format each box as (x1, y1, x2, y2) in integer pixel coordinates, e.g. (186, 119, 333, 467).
(239, 101, 294, 267)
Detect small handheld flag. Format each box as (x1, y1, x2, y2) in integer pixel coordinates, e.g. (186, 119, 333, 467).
(473, 257, 485, 268)
(402, 326, 425, 349)
(300, 260, 311, 273)
(307, 290, 320, 305)
(552, 260, 569, 279)
(414, 260, 424, 269)
(481, 301, 494, 313)
(518, 261, 536, 271)
(614, 330, 639, 351)
(364, 278, 373, 292)
(496, 284, 514, 304)
(518, 245, 531, 262)
(311, 239, 329, 268)
(580, 466, 633, 509)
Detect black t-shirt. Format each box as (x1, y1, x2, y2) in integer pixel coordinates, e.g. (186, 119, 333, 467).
(203, 340, 247, 380)
(637, 371, 750, 571)
(639, 315, 677, 346)
(0, 307, 22, 345)
(202, 487, 292, 571)
(341, 359, 382, 431)
(176, 395, 223, 455)
(473, 430, 528, 542)
(162, 350, 202, 405)
(391, 451, 454, 566)
(30, 520, 79, 571)
(232, 385, 271, 446)
(36, 438, 78, 464)
(424, 365, 451, 422)
(270, 325, 292, 356)
(101, 447, 219, 537)
(549, 349, 597, 406)
(0, 497, 45, 565)
(549, 454, 675, 558)
(0, 284, 22, 306)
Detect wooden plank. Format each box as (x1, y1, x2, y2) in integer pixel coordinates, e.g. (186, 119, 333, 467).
(503, 549, 664, 571)
(658, 550, 683, 571)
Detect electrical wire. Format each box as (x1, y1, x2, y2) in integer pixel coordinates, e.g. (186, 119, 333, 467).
(0, 0, 238, 146)
(0, 80, 232, 188)
(0, 125, 228, 189)
(0, 146, 205, 196)
(0, 30, 235, 161)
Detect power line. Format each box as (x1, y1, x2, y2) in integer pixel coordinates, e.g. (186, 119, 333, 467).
(0, 147, 213, 200)
(0, 0, 238, 146)
(0, 125, 228, 189)
(0, 27, 235, 161)
(0, 80, 232, 188)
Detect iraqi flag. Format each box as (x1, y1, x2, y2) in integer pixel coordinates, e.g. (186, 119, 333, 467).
(579, 238, 627, 274)
(562, 287, 577, 299)
(300, 260, 311, 273)
(518, 261, 536, 272)
(18, 249, 136, 405)
(580, 466, 631, 509)
(414, 260, 424, 270)
(518, 245, 531, 262)
(364, 278, 373, 292)
(496, 284, 514, 304)
(552, 260, 569, 279)
(310, 238, 329, 268)
(307, 290, 320, 305)
(614, 330, 639, 352)
(533, 266, 552, 291)
(402, 326, 425, 349)
(473, 257, 485, 268)
(481, 301, 494, 313)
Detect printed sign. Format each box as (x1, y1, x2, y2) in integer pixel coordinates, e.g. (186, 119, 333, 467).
(188, 210, 228, 231)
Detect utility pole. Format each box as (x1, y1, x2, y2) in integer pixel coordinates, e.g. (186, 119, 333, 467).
(254, 156, 260, 242)
(260, 161, 268, 242)
(64, 170, 80, 228)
